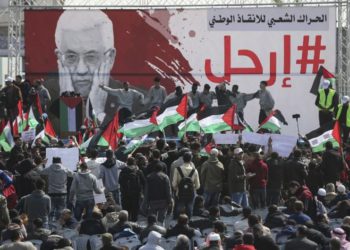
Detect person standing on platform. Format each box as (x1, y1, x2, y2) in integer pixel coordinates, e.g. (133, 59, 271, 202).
(230, 84, 256, 121)
(146, 76, 167, 110)
(315, 79, 338, 127)
(99, 81, 144, 125)
(256, 81, 275, 124)
(335, 96, 350, 144)
(188, 82, 201, 111)
(199, 84, 216, 108)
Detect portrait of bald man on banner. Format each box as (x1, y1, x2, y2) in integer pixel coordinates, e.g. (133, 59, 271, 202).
(55, 10, 125, 123)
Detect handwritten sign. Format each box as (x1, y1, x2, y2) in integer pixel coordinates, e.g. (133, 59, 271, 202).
(213, 132, 240, 144)
(21, 129, 36, 142)
(46, 147, 79, 172)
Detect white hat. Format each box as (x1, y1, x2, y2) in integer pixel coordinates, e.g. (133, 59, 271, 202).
(317, 188, 326, 197)
(208, 233, 220, 241)
(234, 148, 243, 155)
(210, 148, 219, 156)
(337, 184, 346, 193)
(322, 79, 330, 89)
(5, 76, 13, 83)
(342, 96, 350, 104)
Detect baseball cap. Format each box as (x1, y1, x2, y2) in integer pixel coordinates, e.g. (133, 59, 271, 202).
(5, 76, 13, 83)
(337, 184, 346, 193)
(208, 233, 220, 241)
(317, 188, 326, 197)
(234, 148, 243, 155)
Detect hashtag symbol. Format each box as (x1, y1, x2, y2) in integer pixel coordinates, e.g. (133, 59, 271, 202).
(296, 35, 326, 74)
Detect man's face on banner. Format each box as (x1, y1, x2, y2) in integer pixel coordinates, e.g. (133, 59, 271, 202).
(57, 27, 110, 97)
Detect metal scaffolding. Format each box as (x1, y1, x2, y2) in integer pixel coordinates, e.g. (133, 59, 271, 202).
(7, 0, 350, 96)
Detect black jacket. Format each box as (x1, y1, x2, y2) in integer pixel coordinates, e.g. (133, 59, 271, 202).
(321, 149, 343, 183)
(283, 157, 308, 185)
(266, 157, 284, 190)
(145, 171, 171, 204)
(165, 224, 195, 239)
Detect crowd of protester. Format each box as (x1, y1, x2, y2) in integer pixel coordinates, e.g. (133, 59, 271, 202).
(1, 130, 350, 250)
(0, 76, 350, 249)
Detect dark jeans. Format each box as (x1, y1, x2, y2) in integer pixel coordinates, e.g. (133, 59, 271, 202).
(121, 194, 140, 222)
(251, 188, 266, 209)
(175, 197, 195, 218)
(148, 200, 168, 224)
(259, 109, 268, 124)
(203, 191, 220, 209)
(74, 199, 95, 221)
(49, 194, 66, 221)
(266, 189, 280, 206)
(118, 108, 132, 126)
(340, 124, 350, 143)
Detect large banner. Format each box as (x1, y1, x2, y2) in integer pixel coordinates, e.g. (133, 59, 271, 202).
(24, 7, 336, 135)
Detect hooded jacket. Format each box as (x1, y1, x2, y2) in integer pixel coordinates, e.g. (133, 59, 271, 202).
(41, 163, 73, 194)
(201, 156, 225, 192)
(69, 171, 103, 202)
(23, 190, 51, 223)
(99, 158, 126, 192)
(139, 231, 164, 250)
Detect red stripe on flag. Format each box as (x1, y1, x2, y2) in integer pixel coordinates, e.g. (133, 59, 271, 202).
(176, 94, 188, 118)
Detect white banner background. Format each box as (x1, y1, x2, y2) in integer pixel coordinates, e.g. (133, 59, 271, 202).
(166, 7, 336, 136)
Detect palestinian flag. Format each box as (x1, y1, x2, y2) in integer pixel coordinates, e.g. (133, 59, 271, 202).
(310, 66, 336, 95)
(0, 121, 14, 152)
(306, 122, 339, 152)
(156, 94, 188, 131)
(118, 108, 159, 138)
(59, 97, 83, 132)
(97, 112, 121, 150)
(31, 130, 49, 146)
(80, 136, 93, 154)
(198, 105, 242, 134)
(45, 118, 56, 138)
(200, 142, 216, 156)
(24, 106, 39, 130)
(35, 93, 43, 116)
(16, 100, 24, 133)
(125, 135, 148, 154)
(258, 110, 287, 133)
(178, 113, 201, 138)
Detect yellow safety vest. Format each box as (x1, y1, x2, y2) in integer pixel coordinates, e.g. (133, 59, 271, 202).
(318, 89, 335, 111)
(336, 104, 350, 127)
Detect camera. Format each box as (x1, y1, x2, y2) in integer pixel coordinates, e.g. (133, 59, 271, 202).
(292, 114, 300, 119)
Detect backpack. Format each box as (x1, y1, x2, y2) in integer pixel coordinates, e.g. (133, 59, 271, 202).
(124, 169, 141, 195)
(177, 167, 195, 202)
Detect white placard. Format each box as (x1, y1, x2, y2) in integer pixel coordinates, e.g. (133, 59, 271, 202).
(242, 131, 270, 146)
(213, 132, 240, 144)
(46, 147, 79, 172)
(241, 132, 297, 157)
(94, 179, 106, 204)
(21, 129, 36, 142)
(270, 134, 298, 157)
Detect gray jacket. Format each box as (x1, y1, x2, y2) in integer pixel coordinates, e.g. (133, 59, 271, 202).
(99, 159, 126, 192)
(229, 92, 256, 113)
(41, 163, 73, 194)
(23, 190, 51, 223)
(258, 89, 275, 112)
(69, 171, 103, 202)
